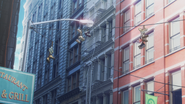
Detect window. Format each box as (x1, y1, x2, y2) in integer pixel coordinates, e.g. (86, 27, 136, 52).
(122, 46, 130, 74)
(124, 9, 130, 32)
(134, 42, 141, 69)
(101, 25, 106, 42)
(37, 70, 42, 89)
(74, 46, 79, 63)
(43, 94, 48, 104)
(56, 21, 60, 32)
(146, 81, 154, 95)
(109, 20, 113, 39)
(83, 67, 88, 86)
(69, 50, 73, 66)
(100, 59, 105, 81)
(79, 0, 82, 6)
(122, 90, 129, 104)
(38, 4, 42, 22)
(33, 61, 36, 74)
(51, 89, 57, 104)
(71, 24, 75, 39)
(67, 77, 71, 91)
(73, 0, 77, 11)
(55, 40, 59, 55)
(168, 0, 174, 4)
(41, 35, 45, 48)
(39, 55, 43, 69)
(35, 42, 38, 56)
(170, 17, 180, 52)
(107, 55, 111, 79)
(146, 0, 154, 18)
(27, 66, 31, 73)
(58, 0, 63, 9)
(135, 1, 142, 25)
(50, 4, 55, 20)
(45, 68, 49, 84)
(52, 62, 58, 79)
(171, 71, 182, 104)
(134, 86, 140, 104)
(145, 32, 154, 63)
(36, 99, 40, 104)
(72, 74, 76, 89)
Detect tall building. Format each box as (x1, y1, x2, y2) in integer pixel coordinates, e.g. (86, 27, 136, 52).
(114, 0, 185, 104)
(19, 0, 70, 103)
(57, 0, 84, 104)
(79, 0, 116, 103)
(56, 0, 84, 103)
(0, 0, 20, 69)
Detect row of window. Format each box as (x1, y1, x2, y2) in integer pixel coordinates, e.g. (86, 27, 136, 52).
(123, 0, 176, 33)
(35, 89, 57, 104)
(122, 16, 181, 73)
(83, 54, 112, 86)
(122, 70, 182, 104)
(123, 0, 154, 33)
(37, 62, 59, 89)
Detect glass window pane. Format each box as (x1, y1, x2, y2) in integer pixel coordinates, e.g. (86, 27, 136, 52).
(123, 90, 129, 104)
(135, 2, 141, 14)
(171, 18, 180, 36)
(134, 86, 140, 102)
(147, 81, 154, 94)
(172, 71, 181, 90)
(124, 47, 130, 60)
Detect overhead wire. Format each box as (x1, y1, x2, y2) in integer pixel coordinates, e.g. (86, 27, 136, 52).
(93, 61, 185, 88)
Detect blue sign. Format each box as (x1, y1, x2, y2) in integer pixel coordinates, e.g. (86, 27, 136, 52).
(0, 67, 35, 104)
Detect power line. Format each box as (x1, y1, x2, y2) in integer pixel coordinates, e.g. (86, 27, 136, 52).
(33, 18, 185, 31)
(90, 61, 185, 88)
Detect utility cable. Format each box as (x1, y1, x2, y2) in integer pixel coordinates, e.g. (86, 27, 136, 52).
(88, 60, 185, 88)
(32, 18, 185, 31)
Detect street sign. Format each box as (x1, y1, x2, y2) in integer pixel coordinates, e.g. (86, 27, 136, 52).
(0, 67, 35, 104)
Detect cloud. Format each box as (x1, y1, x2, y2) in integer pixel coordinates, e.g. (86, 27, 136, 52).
(14, 37, 22, 70)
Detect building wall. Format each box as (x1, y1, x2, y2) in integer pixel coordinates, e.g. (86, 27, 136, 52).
(79, 0, 116, 104)
(114, 0, 185, 104)
(19, 0, 71, 104)
(0, 0, 20, 69)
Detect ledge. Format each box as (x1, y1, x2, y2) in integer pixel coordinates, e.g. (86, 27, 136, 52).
(57, 87, 80, 102)
(165, 46, 185, 57)
(120, 14, 155, 38)
(164, 0, 176, 8)
(66, 61, 81, 71)
(119, 61, 155, 78)
(34, 76, 61, 96)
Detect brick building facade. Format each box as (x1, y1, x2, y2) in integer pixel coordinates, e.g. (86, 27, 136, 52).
(114, 0, 185, 104)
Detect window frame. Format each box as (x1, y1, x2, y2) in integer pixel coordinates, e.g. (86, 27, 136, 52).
(133, 85, 141, 104)
(134, 42, 141, 69)
(170, 70, 182, 104)
(145, 80, 154, 95)
(145, 32, 154, 64)
(123, 9, 131, 32)
(122, 89, 129, 104)
(145, 0, 154, 18)
(134, 1, 142, 25)
(122, 46, 130, 74)
(169, 17, 180, 53)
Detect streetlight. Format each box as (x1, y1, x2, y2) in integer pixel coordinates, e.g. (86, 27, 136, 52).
(29, 19, 94, 27)
(27, 18, 94, 61)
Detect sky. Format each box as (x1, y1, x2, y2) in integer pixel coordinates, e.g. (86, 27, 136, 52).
(14, 0, 26, 70)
